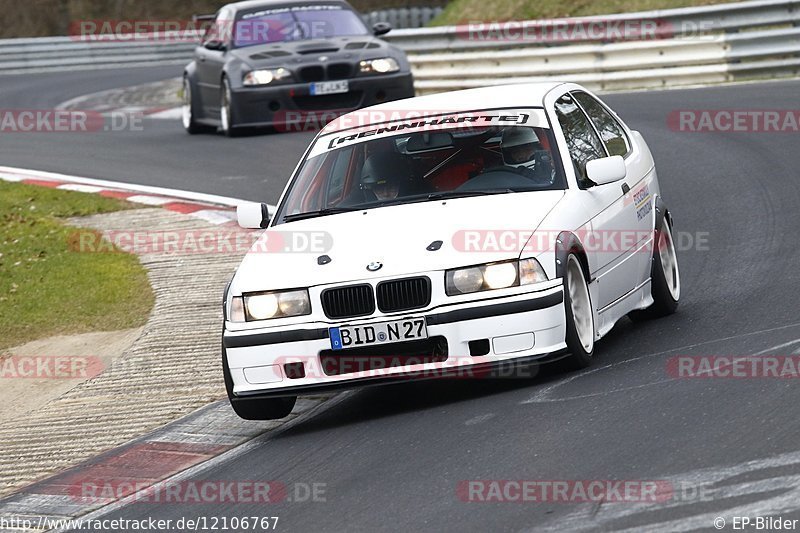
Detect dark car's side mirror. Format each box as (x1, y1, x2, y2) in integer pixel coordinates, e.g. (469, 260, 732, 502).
(372, 22, 392, 36)
(204, 39, 226, 51)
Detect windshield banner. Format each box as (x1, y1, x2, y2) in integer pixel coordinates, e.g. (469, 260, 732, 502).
(309, 108, 549, 157)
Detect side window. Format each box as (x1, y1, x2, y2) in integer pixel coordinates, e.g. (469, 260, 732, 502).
(554, 94, 606, 187)
(572, 92, 630, 157)
(203, 9, 231, 46)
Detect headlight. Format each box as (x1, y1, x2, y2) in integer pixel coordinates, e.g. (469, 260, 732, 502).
(359, 57, 400, 74)
(445, 259, 548, 296)
(242, 68, 291, 86)
(230, 289, 311, 321)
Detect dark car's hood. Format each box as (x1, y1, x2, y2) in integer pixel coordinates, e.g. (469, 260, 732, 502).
(229, 37, 396, 69)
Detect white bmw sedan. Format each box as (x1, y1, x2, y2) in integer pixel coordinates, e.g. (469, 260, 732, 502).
(223, 82, 680, 419)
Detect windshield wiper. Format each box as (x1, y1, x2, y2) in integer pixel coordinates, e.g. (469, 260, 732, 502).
(282, 207, 358, 222)
(361, 189, 518, 209)
(425, 189, 517, 200)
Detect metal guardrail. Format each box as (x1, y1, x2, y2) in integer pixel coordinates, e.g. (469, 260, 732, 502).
(363, 7, 443, 29)
(382, 0, 800, 93)
(384, 0, 800, 52)
(0, 0, 798, 94)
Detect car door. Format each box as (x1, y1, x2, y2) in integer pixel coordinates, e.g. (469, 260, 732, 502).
(572, 90, 653, 297)
(554, 93, 646, 312)
(195, 8, 232, 118)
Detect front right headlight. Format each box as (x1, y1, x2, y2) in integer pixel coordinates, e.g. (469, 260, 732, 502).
(229, 289, 311, 322)
(359, 57, 400, 74)
(445, 258, 548, 296)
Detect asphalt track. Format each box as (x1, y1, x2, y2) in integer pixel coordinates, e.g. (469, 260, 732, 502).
(3, 68, 800, 531)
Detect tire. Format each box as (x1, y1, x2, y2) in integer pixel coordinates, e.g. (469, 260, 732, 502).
(222, 335, 297, 420)
(562, 254, 595, 370)
(629, 215, 680, 321)
(182, 77, 213, 134)
(219, 77, 242, 137)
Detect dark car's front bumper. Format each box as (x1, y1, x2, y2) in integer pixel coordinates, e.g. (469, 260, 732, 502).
(228, 72, 415, 129)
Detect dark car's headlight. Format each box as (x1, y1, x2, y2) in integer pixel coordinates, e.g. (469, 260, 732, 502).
(243, 68, 292, 86)
(359, 57, 400, 74)
(229, 289, 311, 322)
(445, 259, 548, 296)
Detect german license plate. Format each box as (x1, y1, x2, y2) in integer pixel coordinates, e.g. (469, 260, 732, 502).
(310, 80, 349, 96)
(329, 317, 427, 350)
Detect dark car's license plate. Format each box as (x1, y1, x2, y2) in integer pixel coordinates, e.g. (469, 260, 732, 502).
(310, 80, 349, 96)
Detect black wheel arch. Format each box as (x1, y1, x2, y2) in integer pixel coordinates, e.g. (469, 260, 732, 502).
(555, 231, 591, 283)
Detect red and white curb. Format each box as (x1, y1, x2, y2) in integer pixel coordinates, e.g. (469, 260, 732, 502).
(0, 166, 276, 225)
(0, 396, 335, 531)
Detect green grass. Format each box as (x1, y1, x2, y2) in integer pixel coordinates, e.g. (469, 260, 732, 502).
(0, 181, 154, 351)
(430, 0, 736, 25)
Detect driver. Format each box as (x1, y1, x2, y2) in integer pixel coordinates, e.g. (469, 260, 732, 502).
(362, 173, 401, 201)
(500, 127, 541, 172)
(340, 152, 409, 206)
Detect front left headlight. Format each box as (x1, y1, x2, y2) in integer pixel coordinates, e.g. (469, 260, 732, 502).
(359, 57, 400, 74)
(445, 259, 548, 296)
(242, 68, 292, 86)
(229, 289, 311, 322)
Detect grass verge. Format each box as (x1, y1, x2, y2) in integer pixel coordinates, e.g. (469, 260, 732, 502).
(0, 181, 154, 351)
(430, 0, 736, 25)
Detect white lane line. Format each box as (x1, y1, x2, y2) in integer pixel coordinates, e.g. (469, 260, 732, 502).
(752, 338, 800, 356)
(535, 448, 800, 532)
(465, 413, 496, 426)
(126, 195, 173, 205)
(57, 183, 104, 193)
(0, 165, 275, 211)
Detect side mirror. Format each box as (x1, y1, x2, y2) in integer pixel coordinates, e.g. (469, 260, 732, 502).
(586, 155, 626, 186)
(203, 39, 226, 51)
(372, 22, 391, 36)
(237, 202, 270, 229)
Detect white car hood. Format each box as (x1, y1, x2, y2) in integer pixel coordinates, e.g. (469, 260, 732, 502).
(232, 191, 565, 293)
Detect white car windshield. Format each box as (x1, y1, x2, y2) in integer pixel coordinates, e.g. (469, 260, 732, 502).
(276, 111, 566, 223)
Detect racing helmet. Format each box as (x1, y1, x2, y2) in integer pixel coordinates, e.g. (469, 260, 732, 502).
(501, 127, 541, 169)
(360, 152, 410, 191)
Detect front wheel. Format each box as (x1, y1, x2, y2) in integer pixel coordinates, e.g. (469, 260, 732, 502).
(219, 77, 242, 137)
(182, 77, 213, 134)
(562, 254, 595, 370)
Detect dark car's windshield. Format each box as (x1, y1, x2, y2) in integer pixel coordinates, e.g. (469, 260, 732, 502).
(234, 5, 369, 48)
(275, 109, 566, 223)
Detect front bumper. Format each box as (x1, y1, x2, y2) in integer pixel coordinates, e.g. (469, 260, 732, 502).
(229, 72, 415, 129)
(223, 284, 568, 399)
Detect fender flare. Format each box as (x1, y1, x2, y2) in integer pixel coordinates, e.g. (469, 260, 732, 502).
(555, 231, 591, 283)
